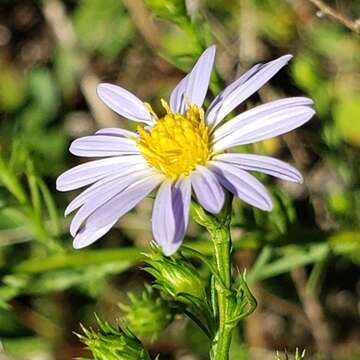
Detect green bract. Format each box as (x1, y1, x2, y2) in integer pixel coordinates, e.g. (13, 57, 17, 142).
(119, 285, 173, 340)
(144, 249, 206, 306)
(77, 316, 151, 360)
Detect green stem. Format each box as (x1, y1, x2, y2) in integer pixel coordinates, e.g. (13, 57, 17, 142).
(190, 198, 235, 359)
(211, 226, 233, 360)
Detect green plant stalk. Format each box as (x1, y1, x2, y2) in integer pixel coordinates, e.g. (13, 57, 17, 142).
(210, 225, 233, 360)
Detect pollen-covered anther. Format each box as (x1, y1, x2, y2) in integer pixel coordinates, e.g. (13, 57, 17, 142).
(137, 100, 211, 179)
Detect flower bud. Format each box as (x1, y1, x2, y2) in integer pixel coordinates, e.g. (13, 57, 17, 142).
(119, 285, 173, 340)
(145, 250, 206, 307)
(77, 316, 151, 360)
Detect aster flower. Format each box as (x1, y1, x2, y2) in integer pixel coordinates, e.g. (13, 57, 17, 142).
(57, 45, 315, 255)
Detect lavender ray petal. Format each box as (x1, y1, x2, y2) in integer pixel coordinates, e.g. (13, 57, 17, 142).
(209, 161, 273, 211)
(206, 55, 292, 128)
(95, 128, 139, 138)
(169, 75, 189, 114)
(214, 153, 303, 183)
(191, 165, 225, 214)
(69, 135, 139, 157)
(65, 163, 151, 216)
(206, 63, 263, 126)
(152, 177, 191, 256)
(213, 102, 315, 153)
(56, 155, 147, 191)
(184, 45, 216, 108)
(213, 97, 313, 143)
(97, 83, 153, 124)
(83, 173, 163, 232)
(73, 220, 117, 249)
(152, 181, 175, 249)
(70, 169, 157, 236)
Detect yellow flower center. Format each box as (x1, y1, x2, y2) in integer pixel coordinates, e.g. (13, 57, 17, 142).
(137, 100, 211, 179)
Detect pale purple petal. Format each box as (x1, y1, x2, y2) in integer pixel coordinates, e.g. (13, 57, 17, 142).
(56, 155, 147, 191)
(95, 128, 138, 138)
(97, 83, 153, 124)
(191, 165, 225, 214)
(212, 99, 315, 152)
(152, 181, 175, 250)
(206, 55, 293, 128)
(213, 97, 313, 142)
(183, 45, 216, 108)
(152, 176, 191, 256)
(168, 177, 192, 254)
(64, 163, 151, 216)
(214, 153, 303, 183)
(209, 161, 273, 211)
(169, 75, 189, 114)
(73, 220, 117, 249)
(82, 173, 163, 233)
(69, 135, 139, 157)
(70, 168, 154, 236)
(206, 63, 262, 126)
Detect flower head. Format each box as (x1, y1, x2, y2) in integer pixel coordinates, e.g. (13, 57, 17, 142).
(137, 102, 210, 178)
(57, 45, 315, 255)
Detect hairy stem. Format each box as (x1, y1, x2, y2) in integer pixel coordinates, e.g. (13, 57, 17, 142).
(210, 225, 233, 360)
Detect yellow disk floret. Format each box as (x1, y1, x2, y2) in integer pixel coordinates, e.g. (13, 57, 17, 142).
(137, 100, 211, 179)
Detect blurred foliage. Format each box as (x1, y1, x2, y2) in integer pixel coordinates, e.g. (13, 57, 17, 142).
(0, 0, 359, 359)
(73, 0, 134, 61)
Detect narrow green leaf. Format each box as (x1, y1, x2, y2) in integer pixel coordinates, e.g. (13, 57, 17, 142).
(37, 177, 60, 236)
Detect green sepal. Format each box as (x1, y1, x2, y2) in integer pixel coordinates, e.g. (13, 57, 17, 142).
(144, 246, 206, 305)
(190, 193, 233, 231)
(76, 315, 151, 360)
(144, 246, 215, 337)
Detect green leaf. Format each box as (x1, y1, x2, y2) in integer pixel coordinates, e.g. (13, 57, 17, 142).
(329, 231, 360, 264)
(13, 248, 143, 274)
(37, 177, 61, 236)
(248, 243, 330, 283)
(26, 161, 42, 219)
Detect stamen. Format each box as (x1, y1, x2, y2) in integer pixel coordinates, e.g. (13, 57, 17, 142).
(144, 102, 158, 120)
(137, 100, 211, 179)
(160, 98, 171, 114)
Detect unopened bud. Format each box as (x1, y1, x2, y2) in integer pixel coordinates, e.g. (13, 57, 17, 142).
(77, 316, 151, 360)
(119, 285, 173, 340)
(145, 249, 206, 307)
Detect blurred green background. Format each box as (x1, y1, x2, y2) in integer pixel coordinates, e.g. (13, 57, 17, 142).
(0, 0, 359, 359)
